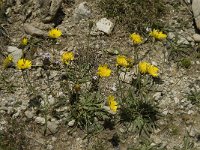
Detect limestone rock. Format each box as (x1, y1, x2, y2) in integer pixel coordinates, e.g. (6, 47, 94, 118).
(68, 119, 75, 127)
(25, 110, 34, 119)
(74, 2, 91, 23)
(193, 33, 200, 42)
(192, 0, 200, 30)
(47, 121, 58, 134)
(24, 23, 47, 37)
(96, 18, 114, 34)
(7, 46, 23, 64)
(35, 117, 45, 124)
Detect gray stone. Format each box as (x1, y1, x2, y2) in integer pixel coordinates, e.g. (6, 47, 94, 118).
(43, 0, 63, 22)
(186, 36, 193, 42)
(119, 71, 133, 83)
(50, 0, 62, 17)
(68, 119, 75, 127)
(168, 32, 175, 40)
(35, 117, 45, 124)
(96, 18, 114, 34)
(24, 23, 47, 37)
(153, 92, 162, 100)
(106, 48, 119, 55)
(177, 37, 189, 45)
(48, 97, 55, 105)
(192, 0, 200, 30)
(7, 46, 23, 64)
(47, 145, 54, 150)
(47, 121, 58, 134)
(74, 2, 91, 22)
(193, 34, 200, 42)
(25, 110, 34, 119)
(185, 0, 191, 4)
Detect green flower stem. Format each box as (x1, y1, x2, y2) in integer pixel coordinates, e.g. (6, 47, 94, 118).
(46, 69, 54, 96)
(134, 45, 139, 65)
(44, 92, 48, 136)
(22, 70, 35, 95)
(117, 67, 123, 101)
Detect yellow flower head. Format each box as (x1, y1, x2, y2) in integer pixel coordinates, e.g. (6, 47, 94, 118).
(48, 28, 62, 39)
(61, 51, 74, 65)
(97, 64, 111, 77)
(107, 95, 118, 113)
(149, 29, 167, 40)
(3, 55, 13, 68)
(138, 61, 150, 74)
(21, 37, 28, 46)
(16, 58, 32, 70)
(130, 33, 143, 44)
(116, 55, 129, 67)
(147, 65, 159, 77)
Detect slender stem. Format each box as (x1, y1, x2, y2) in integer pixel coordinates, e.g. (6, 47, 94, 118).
(46, 69, 54, 96)
(44, 92, 48, 136)
(117, 68, 123, 101)
(22, 70, 35, 95)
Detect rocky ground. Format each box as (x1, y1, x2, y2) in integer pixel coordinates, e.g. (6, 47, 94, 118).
(0, 0, 200, 150)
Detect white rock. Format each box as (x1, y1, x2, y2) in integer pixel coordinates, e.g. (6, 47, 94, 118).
(186, 36, 193, 42)
(96, 18, 114, 34)
(153, 92, 162, 100)
(35, 117, 45, 124)
(47, 145, 54, 150)
(185, 0, 191, 4)
(177, 37, 189, 45)
(174, 97, 179, 104)
(48, 95, 55, 105)
(74, 2, 91, 22)
(188, 110, 194, 114)
(47, 121, 58, 134)
(24, 23, 47, 37)
(25, 110, 34, 119)
(7, 46, 23, 64)
(119, 71, 133, 83)
(168, 32, 175, 40)
(193, 34, 200, 42)
(162, 110, 168, 115)
(68, 119, 75, 127)
(192, 0, 200, 30)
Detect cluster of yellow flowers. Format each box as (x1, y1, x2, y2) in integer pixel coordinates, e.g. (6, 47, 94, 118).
(138, 61, 159, 77)
(1, 27, 163, 115)
(149, 29, 167, 40)
(130, 29, 167, 44)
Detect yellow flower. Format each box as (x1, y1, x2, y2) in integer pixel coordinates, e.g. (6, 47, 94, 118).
(21, 37, 28, 46)
(116, 55, 129, 67)
(16, 58, 32, 70)
(3, 55, 13, 68)
(107, 95, 118, 113)
(138, 61, 150, 74)
(48, 28, 62, 39)
(130, 33, 143, 44)
(149, 29, 167, 40)
(61, 52, 74, 65)
(97, 64, 111, 77)
(147, 65, 159, 77)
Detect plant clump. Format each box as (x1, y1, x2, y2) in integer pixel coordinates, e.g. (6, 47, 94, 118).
(98, 0, 166, 32)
